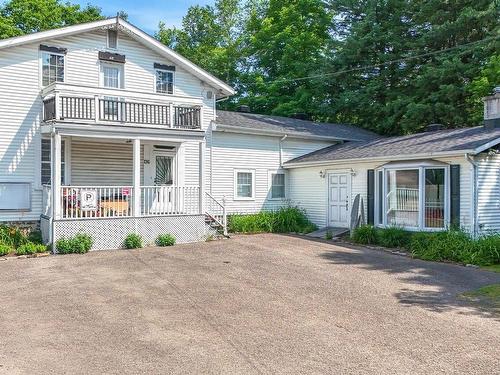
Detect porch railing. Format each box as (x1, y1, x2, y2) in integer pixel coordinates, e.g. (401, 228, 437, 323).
(205, 192, 227, 236)
(141, 186, 199, 216)
(61, 186, 133, 219)
(43, 95, 201, 129)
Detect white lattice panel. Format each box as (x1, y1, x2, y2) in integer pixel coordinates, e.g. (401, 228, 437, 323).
(53, 215, 208, 251)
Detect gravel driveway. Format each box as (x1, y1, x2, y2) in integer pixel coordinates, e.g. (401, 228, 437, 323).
(0, 234, 499, 374)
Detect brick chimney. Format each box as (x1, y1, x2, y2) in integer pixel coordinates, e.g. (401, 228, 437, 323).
(484, 87, 500, 129)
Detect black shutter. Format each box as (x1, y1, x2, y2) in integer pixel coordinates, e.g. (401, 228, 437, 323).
(367, 169, 375, 225)
(98, 51, 126, 63)
(450, 165, 460, 227)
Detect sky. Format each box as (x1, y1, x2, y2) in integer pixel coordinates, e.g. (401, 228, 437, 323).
(73, 0, 215, 35)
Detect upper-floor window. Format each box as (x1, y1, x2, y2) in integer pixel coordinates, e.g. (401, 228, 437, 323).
(155, 68, 174, 94)
(42, 52, 64, 86)
(101, 63, 124, 89)
(107, 29, 118, 49)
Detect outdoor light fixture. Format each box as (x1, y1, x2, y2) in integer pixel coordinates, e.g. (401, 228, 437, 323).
(319, 170, 325, 178)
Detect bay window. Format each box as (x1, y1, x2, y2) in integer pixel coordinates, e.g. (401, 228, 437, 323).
(376, 163, 448, 230)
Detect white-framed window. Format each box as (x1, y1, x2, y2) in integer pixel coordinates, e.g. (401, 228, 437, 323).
(269, 171, 286, 199)
(41, 52, 64, 86)
(41, 138, 66, 185)
(234, 169, 255, 200)
(100, 62, 124, 89)
(375, 162, 448, 230)
(107, 29, 118, 49)
(155, 68, 174, 94)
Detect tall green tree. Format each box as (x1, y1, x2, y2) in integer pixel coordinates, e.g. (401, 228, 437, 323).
(156, 0, 244, 89)
(0, 0, 105, 39)
(324, 0, 499, 134)
(240, 0, 333, 116)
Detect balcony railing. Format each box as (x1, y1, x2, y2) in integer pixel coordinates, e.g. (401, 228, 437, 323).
(42, 84, 202, 129)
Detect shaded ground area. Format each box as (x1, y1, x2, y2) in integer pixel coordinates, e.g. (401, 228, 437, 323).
(0, 234, 499, 374)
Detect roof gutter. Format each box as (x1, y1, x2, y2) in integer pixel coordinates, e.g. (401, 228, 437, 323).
(465, 153, 479, 237)
(283, 150, 476, 169)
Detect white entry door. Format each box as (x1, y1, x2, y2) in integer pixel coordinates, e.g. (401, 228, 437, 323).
(328, 172, 351, 227)
(150, 152, 175, 213)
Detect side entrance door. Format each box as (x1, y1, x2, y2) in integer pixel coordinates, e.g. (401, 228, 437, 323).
(328, 172, 351, 228)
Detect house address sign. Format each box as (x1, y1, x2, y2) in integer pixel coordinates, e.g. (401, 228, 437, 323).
(80, 189, 98, 211)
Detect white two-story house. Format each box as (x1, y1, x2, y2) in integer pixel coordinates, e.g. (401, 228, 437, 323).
(1, 17, 499, 250)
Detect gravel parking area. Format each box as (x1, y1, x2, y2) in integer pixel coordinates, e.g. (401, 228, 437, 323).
(0, 234, 499, 374)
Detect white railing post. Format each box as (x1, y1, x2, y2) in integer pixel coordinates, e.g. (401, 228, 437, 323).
(198, 141, 205, 215)
(133, 139, 141, 217)
(222, 196, 227, 236)
(54, 91, 61, 120)
(94, 94, 99, 123)
(52, 132, 62, 220)
(169, 103, 174, 128)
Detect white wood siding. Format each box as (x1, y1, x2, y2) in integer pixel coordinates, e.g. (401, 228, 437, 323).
(209, 131, 332, 214)
(476, 153, 500, 233)
(0, 28, 215, 222)
(288, 156, 473, 231)
(0, 43, 42, 221)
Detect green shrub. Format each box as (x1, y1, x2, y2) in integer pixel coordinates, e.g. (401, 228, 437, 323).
(0, 224, 28, 248)
(351, 225, 378, 245)
(124, 233, 143, 249)
(56, 233, 93, 254)
(16, 242, 47, 255)
(377, 226, 411, 248)
(27, 230, 43, 244)
(228, 206, 317, 234)
(408, 230, 500, 266)
(0, 243, 11, 256)
(156, 234, 176, 247)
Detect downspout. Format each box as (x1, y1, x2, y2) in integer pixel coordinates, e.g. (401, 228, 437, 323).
(279, 134, 288, 167)
(465, 153, 478, 237)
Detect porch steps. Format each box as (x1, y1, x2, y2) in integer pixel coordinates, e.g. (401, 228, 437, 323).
(204, 213, 230, 238)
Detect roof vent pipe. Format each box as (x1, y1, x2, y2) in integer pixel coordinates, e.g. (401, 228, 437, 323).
(484, 87, 500, 129)
(237, 105, 250, 113)
(425, 123, 445, 132)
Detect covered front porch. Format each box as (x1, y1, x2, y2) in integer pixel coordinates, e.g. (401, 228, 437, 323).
(40, 123, 225, 250)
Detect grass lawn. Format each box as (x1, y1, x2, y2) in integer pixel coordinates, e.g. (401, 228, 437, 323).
(481, 264, 500, 273)
(460, 284, 500, 313)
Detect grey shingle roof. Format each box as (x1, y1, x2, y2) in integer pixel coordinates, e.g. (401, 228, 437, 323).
(286, 126, 500, 165)
(215, 111, 379, 141)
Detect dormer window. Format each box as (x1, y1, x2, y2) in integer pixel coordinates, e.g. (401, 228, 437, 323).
(107, 29, 118, 49)
(154, 63, 175, 94)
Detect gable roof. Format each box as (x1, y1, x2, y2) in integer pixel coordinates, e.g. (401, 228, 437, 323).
(285, 126, 500, 167)
(0, 17, 235, 97)
(214, 111, 379, 141)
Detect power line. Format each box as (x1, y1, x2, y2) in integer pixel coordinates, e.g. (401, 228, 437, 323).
(244, 35, 499, 87)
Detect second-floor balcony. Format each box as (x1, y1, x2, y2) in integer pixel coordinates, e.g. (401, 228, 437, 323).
(42, 83, 202, 130)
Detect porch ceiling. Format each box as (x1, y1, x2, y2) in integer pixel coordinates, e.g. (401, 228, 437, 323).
(41, 122, 205, 143)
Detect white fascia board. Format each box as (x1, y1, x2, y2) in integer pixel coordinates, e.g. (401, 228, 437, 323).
(0, 17, 235, 97)
(214, 124, 346, 142)
(0, 18, 115, 49)
(42, 123, 205, 142)
(282, 151, 473, 169)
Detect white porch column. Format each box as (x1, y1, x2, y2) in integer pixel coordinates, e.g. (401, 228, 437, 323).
(199, 141, 205, 214)
(51, 132, 62, 220)
(133, 138, 141, 217)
